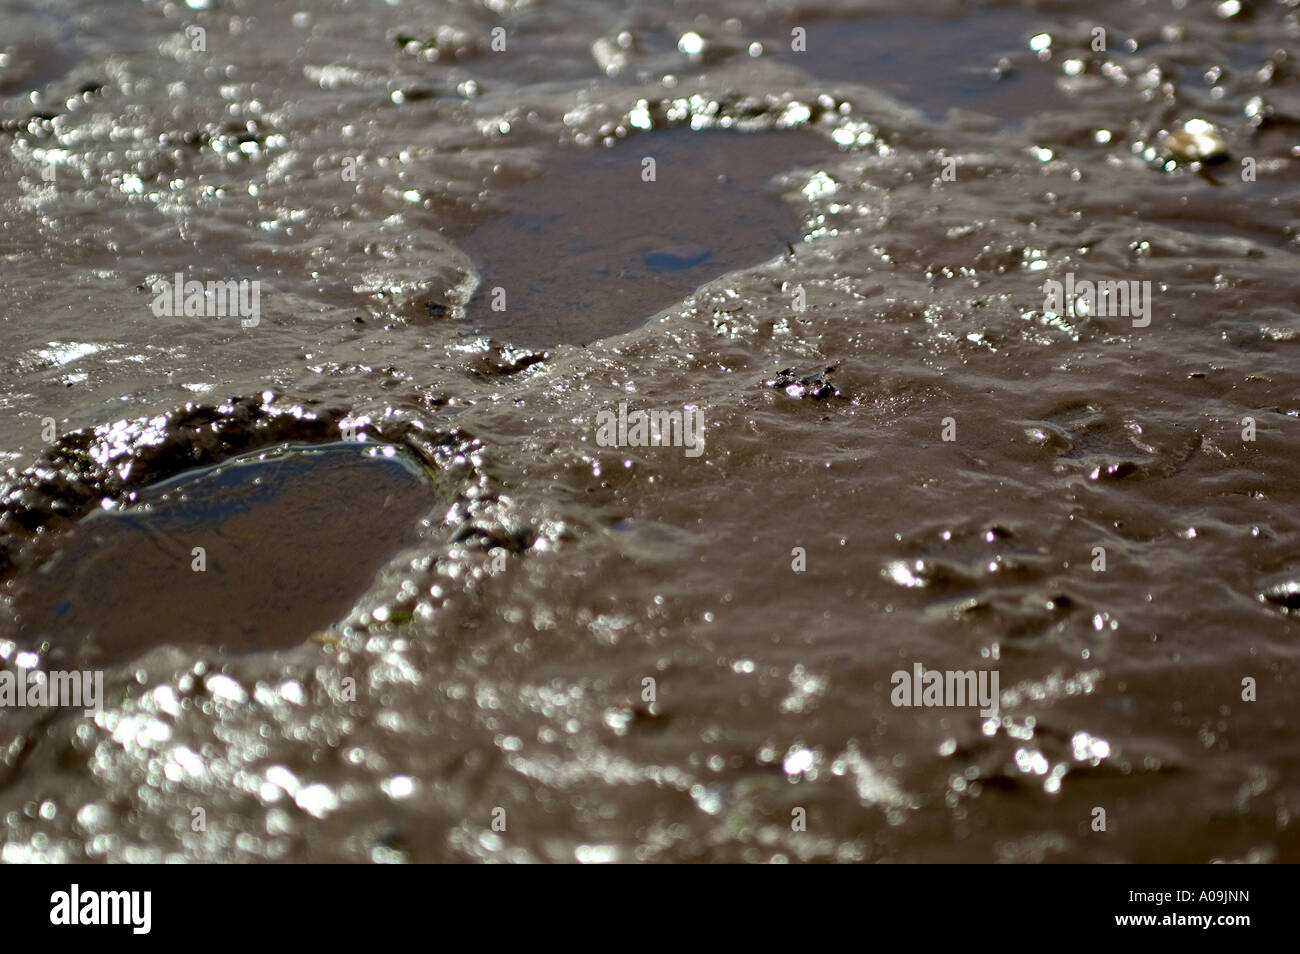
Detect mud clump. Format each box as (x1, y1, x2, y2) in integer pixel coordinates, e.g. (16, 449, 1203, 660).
(765, 366, 842, 400)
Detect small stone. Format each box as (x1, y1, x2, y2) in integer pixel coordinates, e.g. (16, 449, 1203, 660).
(1162, 119, 1229, 163)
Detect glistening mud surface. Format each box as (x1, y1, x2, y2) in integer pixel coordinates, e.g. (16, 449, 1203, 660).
(0, 0, 1298, 863)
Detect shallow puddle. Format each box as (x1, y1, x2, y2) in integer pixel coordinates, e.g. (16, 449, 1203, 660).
(765, 10, 1073, 122)
(9, 442, 434, 667)
(454, 128, 825, 347)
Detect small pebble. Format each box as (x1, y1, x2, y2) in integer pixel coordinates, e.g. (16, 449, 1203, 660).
(1162, 119, 1229, 163)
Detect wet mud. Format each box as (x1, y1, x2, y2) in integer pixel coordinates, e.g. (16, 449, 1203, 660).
(0, 0, 1298, 863)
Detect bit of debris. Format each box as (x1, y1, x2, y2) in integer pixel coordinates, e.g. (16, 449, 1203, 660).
(1162, 119, 1229, 164)
(764, 366, 841, 400)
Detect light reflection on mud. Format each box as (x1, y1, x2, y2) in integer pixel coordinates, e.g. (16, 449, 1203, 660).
(0, 0, 1297, 863)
